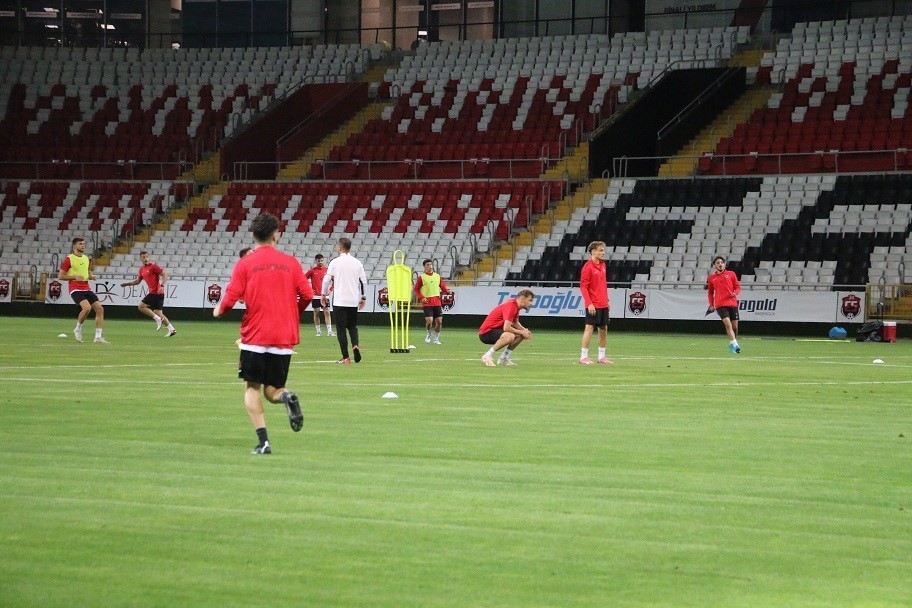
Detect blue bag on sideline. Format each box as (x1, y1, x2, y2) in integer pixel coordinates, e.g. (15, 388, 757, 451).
(828, 326, 848, 340)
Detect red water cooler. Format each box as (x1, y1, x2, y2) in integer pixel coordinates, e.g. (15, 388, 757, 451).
(882, 321, 897, 343)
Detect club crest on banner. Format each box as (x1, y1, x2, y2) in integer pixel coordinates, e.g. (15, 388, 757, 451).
(841, 294, 861, 319)
(48, 280, 62, 302)
(628, 291, 646, 315)
(377, 286, 389, 309)
(207, 283, 222, 305)
(0, 278, 9, 299)
(441, 290, 456, 311)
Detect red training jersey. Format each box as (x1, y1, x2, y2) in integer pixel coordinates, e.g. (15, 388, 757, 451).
(139, 263, 165, 294)
(60, 255, 90, 293)
(707, 269, 741, 308)
(305, 265, 328, 296)
(221, 246, 314, 349)
(413, 272, 450, 307)
(479, 298, 521, 335)
(580, 258, 609, 308)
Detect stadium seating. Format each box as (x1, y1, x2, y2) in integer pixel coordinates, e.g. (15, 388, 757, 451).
(705, 15, 912, 174)
(494, 174, 912, 288)
(0, 180, 179, 274)
(3, 22, 912, 297)
(99, 180, 563, 280)
(0, 44, 382, 179)
(321, 28, 743, 179)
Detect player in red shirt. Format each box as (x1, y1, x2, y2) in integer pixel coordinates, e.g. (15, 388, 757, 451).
(120, 251, 177, 336)
(213, 213, 314, 454)
(478, 289, 535, 367)
(579, 240, 612, 364)
(58, 236, 107, 343)
(305, 254, 334, 337)
(414, 259, 452, 345)
(706, 255, 742, 354)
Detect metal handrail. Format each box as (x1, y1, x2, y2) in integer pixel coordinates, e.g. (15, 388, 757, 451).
(276, 80, 364, 148)
(611, 148, 912, 178)
(657, 66, 741, 142)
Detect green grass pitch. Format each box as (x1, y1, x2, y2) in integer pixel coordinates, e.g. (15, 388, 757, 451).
(0, 316, 910, 607)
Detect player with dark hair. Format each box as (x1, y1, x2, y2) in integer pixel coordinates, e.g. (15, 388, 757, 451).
(239, 247, 253, 258)
(414, 258, 451, 345)
(120, 251, 177, 336)
(707, 255, 742, 354)
(213, 213, 313, 454)
(305, 254, 334, 337)
(58, 236, 107, 343)
(322, 237, 367, 364)
(579, 240, 612, 364)
(478, 289, 535, 366)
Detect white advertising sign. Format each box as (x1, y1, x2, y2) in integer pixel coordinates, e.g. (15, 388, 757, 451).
(45, 278, 224, 308)
(374, 286, 625, 318)
(0, 275, 12, 303)
(627, 288, 866, 323)
(41, 277, 866, 323)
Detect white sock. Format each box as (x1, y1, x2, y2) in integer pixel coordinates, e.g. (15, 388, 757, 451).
(315, 325, 321, 331)
(75, 322, 83, 330)
(167, 324, 175, 331)
(581, 348, 589, 360)
(434, 332, 440, 340)
(95, 328, 102, 338)
(485, 348, 496, 358)
(502, 348, 512, 359)
(152, 314, 161, 322)
(598, 347, 606, 359)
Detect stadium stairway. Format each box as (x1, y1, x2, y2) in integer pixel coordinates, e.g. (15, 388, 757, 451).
(542, 140, 589, 182)
(176, 151, 222, 184)
(657, 87, 778, 177)
(276, 101, 391, 180)
(277, 62, 398, 180)
(454, 178, 608, 284)
(92, 182, 229, 268)
(657, 47, 776, 177)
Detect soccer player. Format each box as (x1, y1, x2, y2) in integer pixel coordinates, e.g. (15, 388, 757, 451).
(213, 213, 314, 454)
(305, 254, 334, 337)
(579, 240, 612, 364)
(414, 259, 451, 345)
(478, 289, 535, 367)
(120, 251, 177, 336)
(58, 237, 107, 344)
(321, 237, 367, 364)
(707, 255, 742, 354)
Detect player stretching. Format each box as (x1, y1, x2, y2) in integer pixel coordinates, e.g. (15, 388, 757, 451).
(579, 240, 612, 364)
(478, 289, 535, 366)
(214, 213, 313, 454)
(707, 255, 741, 354)
(414, 259, 451, 345)
(58, 237, 107, 343)
(120, 251, 176, 336)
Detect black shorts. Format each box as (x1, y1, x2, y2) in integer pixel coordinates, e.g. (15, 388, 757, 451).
(479, 329, 504, 345)
(423, 305, 443, 319)
(71, 291, 99, 306)
(238, 350, 291, 388)
(142, 293, 165, 309)
(310, 298, 326, 311)
(716, 306, 740, 321)
(584, 306, 610, 327)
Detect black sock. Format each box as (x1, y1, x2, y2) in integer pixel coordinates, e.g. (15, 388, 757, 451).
(256, 427, 269, 445)
(280, 392, 290, 404)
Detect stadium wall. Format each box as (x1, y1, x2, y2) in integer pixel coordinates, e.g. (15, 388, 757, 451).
(219, 83, 367, 180)
(589, 67, 734, 178)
